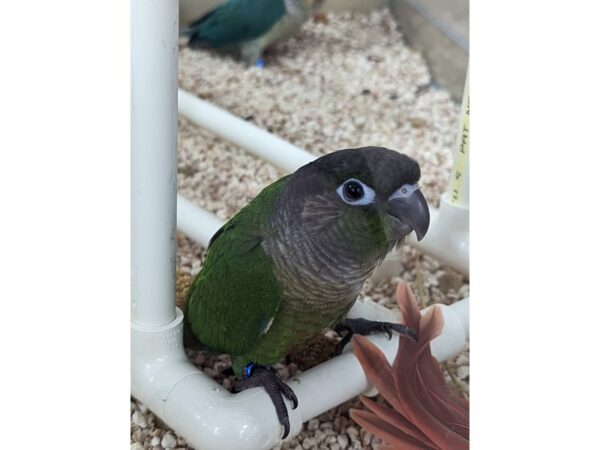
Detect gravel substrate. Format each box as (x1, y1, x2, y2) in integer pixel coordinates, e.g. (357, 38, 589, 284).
(131, 8, 469, 450)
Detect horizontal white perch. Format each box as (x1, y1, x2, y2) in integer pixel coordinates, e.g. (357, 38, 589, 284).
(178, 89, 315, 173)
(177, 195, 224, 246)
(131, 298, 469, 450)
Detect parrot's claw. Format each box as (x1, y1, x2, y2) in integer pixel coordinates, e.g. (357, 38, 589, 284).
(333, 318, 418, 356)
(232, 364, 297, 439)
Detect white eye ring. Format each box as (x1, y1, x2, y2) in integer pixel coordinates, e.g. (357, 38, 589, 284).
(336, 178, 376, 205)
(389, 183, 419, 200)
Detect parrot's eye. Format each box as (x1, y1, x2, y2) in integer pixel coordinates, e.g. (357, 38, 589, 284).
(337, 178, 376, 206)
(344, 181, 363, 200)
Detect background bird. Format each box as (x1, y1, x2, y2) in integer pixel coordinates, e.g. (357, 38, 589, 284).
(185, 147, 430, 438)
(182, 0, 325, 65)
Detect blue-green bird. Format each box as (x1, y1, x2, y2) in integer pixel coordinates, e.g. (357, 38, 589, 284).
(183, 0, 324, 64)
(186, 147, 430, 437)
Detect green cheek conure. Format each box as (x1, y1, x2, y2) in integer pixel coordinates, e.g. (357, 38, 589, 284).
(185, 147, 430, 438)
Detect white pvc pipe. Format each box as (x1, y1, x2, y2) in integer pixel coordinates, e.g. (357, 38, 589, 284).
(177, 194, 223, 246)
(448, 296, 470, 340)
(178, 89, 316, 173)
(131, 0, 179, 326)
(131, 298, 468, 450)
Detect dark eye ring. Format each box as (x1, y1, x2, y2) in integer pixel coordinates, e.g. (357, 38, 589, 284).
(343, 180, 364, 201)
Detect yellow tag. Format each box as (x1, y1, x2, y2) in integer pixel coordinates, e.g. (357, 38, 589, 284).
(450, 71, 470, 206)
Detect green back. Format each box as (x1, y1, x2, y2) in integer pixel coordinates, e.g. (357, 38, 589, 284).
(188, 0, 286, 48)
(186, 176, 289, 356)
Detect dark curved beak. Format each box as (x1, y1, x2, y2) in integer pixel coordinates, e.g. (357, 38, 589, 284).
(387, 189, 430, 241)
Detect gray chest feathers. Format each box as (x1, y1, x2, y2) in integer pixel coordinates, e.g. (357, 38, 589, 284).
(262, 218, 383, 310)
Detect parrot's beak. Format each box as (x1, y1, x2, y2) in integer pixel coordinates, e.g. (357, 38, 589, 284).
(387, 189, 430, 241)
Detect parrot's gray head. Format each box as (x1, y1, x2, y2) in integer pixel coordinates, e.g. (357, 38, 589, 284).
(283, 147, 430, 257)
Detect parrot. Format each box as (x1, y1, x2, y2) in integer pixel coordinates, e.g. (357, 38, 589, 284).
(185, 147, 430, 438)
(182, 0, 325, 66)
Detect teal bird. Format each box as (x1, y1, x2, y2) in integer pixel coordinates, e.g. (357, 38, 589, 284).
(186, 147, 430, 437)
(183, 0, 324, 65)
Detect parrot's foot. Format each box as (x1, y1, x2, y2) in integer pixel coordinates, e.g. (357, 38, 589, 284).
(334, 318, 418, 356)
(232, 364, 298, 439)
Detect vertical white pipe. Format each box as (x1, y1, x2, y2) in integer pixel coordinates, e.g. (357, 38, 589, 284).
(448, 69, 470, 209)
(131, 0, 179, 326)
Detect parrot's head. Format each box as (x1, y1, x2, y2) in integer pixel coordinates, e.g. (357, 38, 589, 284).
(285, 147, 430, 259)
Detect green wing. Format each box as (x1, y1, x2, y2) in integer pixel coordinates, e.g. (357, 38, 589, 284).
(186, 176, 289, 356)
(187, 0, 286, 48)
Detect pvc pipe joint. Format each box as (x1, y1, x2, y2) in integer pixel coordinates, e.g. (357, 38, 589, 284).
(131, 309, 287, 450)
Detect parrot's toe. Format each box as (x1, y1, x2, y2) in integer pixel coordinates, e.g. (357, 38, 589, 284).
(232, 364, 297, 439)
(388, 322, 419, 342)
(334, 318, 418, 355)
(276, 377, 299, 410)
